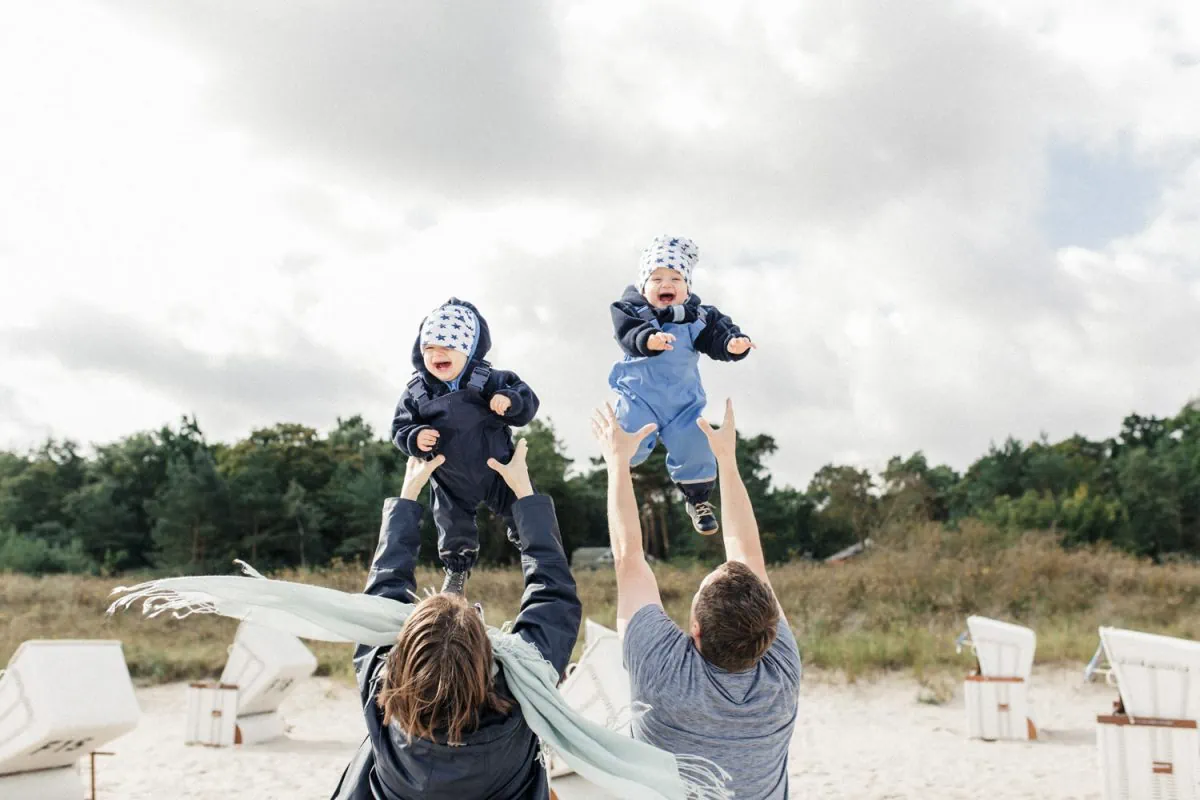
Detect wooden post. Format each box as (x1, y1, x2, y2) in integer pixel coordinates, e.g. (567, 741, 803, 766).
(90, 751, 115, 800)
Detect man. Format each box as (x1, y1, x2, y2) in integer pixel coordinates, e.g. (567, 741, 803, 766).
(591, 399, 801, 799)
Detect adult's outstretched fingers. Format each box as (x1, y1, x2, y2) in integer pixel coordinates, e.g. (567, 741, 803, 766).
(635, 422, 658, 442)
(722, 398, 735, 427)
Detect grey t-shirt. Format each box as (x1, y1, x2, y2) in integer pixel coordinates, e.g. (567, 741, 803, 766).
(623, 604, 801, 800)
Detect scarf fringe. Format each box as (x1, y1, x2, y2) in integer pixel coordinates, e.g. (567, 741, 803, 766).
(676, 755, 735, 800)
(106, 583, 220, 620)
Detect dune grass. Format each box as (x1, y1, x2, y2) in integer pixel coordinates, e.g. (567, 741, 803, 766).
(3, 519, 1198, 685)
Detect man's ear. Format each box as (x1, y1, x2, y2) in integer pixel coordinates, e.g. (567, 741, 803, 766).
(690, 618, 701, 640)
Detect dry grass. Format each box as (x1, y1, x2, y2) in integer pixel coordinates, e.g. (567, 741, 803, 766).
(3, 520, 1198, 685)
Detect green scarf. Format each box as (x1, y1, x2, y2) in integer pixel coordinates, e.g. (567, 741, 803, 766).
(108, 562, 732, 800)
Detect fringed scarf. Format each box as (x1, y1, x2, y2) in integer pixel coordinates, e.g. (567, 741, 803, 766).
(107, 562, 732, 800)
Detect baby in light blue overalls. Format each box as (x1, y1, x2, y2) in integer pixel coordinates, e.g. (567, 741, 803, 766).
(608, 235, 754, 534)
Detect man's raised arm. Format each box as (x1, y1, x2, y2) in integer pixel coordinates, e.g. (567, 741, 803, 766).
(698, 400, 779, 607)
(591, 403, 662, 634)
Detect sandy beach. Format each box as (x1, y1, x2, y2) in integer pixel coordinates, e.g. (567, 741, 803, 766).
(83, 667, 1116, 799)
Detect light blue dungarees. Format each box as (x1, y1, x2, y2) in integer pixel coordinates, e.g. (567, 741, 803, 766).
(608, 305, 717, 485)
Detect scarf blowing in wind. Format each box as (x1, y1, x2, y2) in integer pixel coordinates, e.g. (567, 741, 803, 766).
(108, 562, 733, 800)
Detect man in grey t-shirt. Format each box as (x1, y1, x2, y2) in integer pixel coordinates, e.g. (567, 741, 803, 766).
(591, 399, 801, 799)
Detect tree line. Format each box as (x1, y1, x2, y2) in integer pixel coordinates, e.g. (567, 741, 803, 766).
(2, 400, 1198, 575)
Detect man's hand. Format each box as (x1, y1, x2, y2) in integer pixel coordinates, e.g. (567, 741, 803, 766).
(416, 428, 440, 452)
(490, 394, 513, 416)
(487, 439, 534, 499)
(647, 332, 676, 352)
(726, 337, 755, 356)
(591, 403, 657, 468)
(400, 454, 445, 501)
(697, 398, 738, 464)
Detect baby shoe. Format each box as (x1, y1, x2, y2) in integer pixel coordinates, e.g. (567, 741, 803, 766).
(442, 568, 470, 595)
(686, 500, 720, 535)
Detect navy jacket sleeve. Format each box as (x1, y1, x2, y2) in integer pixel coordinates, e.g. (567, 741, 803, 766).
(509, 495, 582, 678)
(694, 304, 751, 362)
(610, 300, 661, 358)
(353, 497, 422, 676)
(390, 390, 433, 457)
(489, 369, 540, 427)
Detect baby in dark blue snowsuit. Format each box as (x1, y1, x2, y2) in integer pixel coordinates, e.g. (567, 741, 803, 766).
(391, 298, 539, 591)
(609, 235, 754, 534)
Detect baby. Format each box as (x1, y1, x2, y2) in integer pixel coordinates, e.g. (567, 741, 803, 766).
(391, 298, 539, 593)
(609, 235, 754, 534)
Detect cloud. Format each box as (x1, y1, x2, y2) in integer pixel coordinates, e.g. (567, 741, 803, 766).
(1, 306, 391, 439)
(3, 0, 1198, 490)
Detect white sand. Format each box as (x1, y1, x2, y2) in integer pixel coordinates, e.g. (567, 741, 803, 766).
(90, 668, 1114, 799)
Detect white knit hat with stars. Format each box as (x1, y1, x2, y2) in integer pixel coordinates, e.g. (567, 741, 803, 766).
(419, 303, 478, 357)
(638, 235, 699, 291)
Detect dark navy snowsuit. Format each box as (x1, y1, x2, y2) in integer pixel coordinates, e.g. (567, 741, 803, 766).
(391, 299, 539, 571)
(609, 286, 749, 493)
(330, 495, 581, 800)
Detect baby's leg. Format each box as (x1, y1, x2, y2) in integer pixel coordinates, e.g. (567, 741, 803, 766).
(660, 403, 719, 533)
(431, 481, 481, 573)
(614, 393, 660, 467)
(660, 400, 718, 487)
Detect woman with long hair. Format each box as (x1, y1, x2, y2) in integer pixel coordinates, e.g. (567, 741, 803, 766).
(332, 443, 582, 799)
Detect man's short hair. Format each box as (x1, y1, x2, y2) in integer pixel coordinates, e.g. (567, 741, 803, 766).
(694, 561, 780, 672)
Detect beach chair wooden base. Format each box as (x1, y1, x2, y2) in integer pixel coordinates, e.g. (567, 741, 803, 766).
(184, 683, 238, 747)
(964, 675, 1035, 742)
(1097, 713, 1198, 800)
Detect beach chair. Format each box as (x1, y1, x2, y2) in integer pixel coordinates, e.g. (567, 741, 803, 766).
(957, 616, 1037, 741)
(216, 622, 318, 745)
(548, 620, 631, 780)
(0, 640, 140, 799)
(1087, 627, 1200, 800)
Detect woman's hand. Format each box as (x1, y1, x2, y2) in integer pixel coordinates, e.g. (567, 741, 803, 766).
(400, 454, 445, 501)
(488, 439, 534, 499)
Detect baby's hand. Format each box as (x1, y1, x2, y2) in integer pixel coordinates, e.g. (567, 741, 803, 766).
(490, 394, 512, 416)
(417, 428, 440, 452)
(647, 332, 676, 352)
(727, 337, 755, 356)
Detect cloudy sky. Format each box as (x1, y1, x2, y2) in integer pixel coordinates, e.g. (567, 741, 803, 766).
(1, 1, 1198, 488)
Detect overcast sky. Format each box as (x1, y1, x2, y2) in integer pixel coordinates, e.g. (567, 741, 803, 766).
(1, 1, 1198, 488)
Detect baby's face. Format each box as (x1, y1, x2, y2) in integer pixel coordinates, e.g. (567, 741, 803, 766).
(423, 345, 468, 382)
(642, 268, 689, 308)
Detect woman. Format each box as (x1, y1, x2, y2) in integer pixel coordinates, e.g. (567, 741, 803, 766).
(332, 442, 582, 799)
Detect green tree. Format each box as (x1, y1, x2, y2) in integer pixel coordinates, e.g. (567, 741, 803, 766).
(807, 464, 877, 555)
(148, 449, 230, 570)
(282, 479, 325, 568)
(64, 478, 140, 572)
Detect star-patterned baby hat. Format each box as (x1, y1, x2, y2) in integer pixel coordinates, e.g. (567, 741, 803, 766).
(638, 235, 699, 291)
(419, 302, 479, 358)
